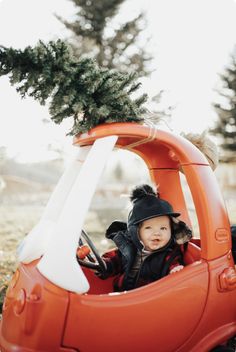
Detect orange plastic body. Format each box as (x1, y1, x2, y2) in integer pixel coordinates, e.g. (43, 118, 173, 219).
(1, 122, 235, 352)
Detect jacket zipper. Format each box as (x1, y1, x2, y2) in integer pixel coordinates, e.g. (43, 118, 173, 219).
(133, 244, 175, 288)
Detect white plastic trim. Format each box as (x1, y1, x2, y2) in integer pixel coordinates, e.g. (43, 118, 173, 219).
(17, 146, 91, 263)
(37, 136, 118, 294)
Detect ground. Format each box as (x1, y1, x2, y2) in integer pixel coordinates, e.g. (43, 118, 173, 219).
(0, 204, 42, 310)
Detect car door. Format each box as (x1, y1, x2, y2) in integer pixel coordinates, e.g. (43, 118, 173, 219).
(63, 260, 208, 352)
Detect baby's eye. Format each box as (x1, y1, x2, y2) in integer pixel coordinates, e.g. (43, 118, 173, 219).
(161, 226, 167, 230)
(144, 226, 151, 230)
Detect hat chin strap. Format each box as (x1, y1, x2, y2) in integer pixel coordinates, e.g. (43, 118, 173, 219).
(128, 224, 143, 251)
(139, 239, 145, 250)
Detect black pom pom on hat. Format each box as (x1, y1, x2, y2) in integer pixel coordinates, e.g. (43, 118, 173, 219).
(128, 184, 180, 226)
(130, 184, 157, 203)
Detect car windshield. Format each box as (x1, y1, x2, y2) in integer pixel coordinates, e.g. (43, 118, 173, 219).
(17, 136, 118, 293)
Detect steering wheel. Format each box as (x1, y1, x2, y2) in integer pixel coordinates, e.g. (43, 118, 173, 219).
(77, 230, 107, 275)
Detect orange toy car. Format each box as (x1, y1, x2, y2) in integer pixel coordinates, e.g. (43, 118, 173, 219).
(1, 122, 236, 352)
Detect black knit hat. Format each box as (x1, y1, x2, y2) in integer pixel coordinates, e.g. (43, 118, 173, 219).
(105, 184, 191, 252)
(128, 184, 180, 226)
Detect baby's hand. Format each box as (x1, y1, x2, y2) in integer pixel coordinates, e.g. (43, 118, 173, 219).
(170, 265, 184, 274)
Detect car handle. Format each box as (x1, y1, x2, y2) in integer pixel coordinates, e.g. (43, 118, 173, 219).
(218, 267, 236, 291)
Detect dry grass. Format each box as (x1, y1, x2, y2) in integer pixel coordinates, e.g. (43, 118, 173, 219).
(0, 204, 43, 310)
(0, 203, 115, 312)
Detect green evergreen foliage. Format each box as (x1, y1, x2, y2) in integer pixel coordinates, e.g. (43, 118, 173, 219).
(212, 47, 236, 156)
(0, 40, 147, 135)
(56, 0, 152, 76)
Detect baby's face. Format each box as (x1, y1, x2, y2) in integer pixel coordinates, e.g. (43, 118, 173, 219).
(139, 216, 171, 251)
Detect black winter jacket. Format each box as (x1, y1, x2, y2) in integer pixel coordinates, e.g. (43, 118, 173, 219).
(104, 229, 184, 291)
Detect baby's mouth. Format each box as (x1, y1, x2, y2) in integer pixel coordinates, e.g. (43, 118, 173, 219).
(152, 239, 160, 244)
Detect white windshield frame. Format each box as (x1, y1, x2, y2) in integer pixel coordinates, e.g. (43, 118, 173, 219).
(18, 136, 118, 293)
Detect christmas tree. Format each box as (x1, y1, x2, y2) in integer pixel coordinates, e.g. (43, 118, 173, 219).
(56, 0, 152, 76)
(0, 40, 147, 135)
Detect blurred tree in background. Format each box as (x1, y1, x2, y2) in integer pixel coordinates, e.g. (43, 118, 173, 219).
(113, 162, 124, 181)
(212, 46, 236, 161)
(56, 0, 152, 77)
(56, 0, 173, 121)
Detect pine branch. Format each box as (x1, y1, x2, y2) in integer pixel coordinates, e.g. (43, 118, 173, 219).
(0, 40, 147, 135)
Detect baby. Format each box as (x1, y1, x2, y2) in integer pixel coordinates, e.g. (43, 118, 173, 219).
(104, 184, 192, 291)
